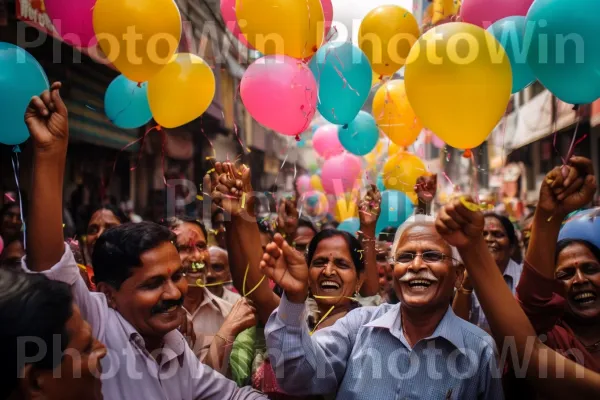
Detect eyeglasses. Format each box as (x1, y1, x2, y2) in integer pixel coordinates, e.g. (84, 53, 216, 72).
(390, 251, 454, 265)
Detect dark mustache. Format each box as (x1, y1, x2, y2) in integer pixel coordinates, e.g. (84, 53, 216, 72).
(151, 297, 184, 315)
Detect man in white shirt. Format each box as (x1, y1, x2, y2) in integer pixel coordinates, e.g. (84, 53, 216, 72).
(22, 82, 265, 400)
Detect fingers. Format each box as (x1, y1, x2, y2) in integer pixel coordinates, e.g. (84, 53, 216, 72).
(273, 233, 285, 248)
(28, 96, 49, 117)
(579, 175, 598, 201)
(40, 90, 55, 113)
(265, 241, 282, 259)
(557, 177, 584, 201)
(438, 207, 461, 231)
(50, 83, 67, 116)
(569, 156, 594, 178)
(561, 164, 579, 189)
(435, 217, 453, 236)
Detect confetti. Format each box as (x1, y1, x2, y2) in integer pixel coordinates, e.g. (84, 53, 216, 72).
(196, 195, 204, 201)
(241, 192, 247, 209)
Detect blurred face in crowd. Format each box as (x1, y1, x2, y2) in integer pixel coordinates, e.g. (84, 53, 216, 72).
(0, 239, 25, 270)
(212, 211, 226, 248)
(376, 241, 393, 293)
(1, 204, 22, 241)
(294, 226, 316, 253)
(28, 304, 107, 400)
(308, 235, 362, 307)
(87, 209, 122, 257)
(556, 242, 600, 322)
(521, 216, 534, 251)
(392, 223, 462, 311)
(172, 222, 209, 287)
(483, 216, 512, 271)
(207, 247, 231, 296)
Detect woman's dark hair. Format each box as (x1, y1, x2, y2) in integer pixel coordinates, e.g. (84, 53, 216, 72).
(89, 204, 128, 225)
(306, 229, 365, 274)
(483, 213, 518, 248)
(0, 269, 72, 398)
(555, 239, 600, 264)
(160, 216, 208, 242)
(92, 222, 176, 290)
(298, 216, 318, 235)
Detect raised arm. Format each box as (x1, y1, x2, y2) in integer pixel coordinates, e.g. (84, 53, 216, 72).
(436, 197, 600, 399)
(357, 184, 381, 297)
(451, 270, 474, 322)
(211, 162, 280, 324)
(24, 82, 69, 271)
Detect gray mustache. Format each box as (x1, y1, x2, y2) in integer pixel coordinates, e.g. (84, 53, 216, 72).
(399, 270, 439, 283)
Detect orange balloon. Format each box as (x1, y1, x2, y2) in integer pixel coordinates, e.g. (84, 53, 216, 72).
(373, 80, 422, 148)
(383, 151, 427, 194)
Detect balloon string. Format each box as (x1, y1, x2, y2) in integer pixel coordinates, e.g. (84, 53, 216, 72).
(563, 117, 582, 164)
(310, 305, 335, 336)
(194, 279, 233, 288)
(10, 147, 26, 249)
(241, 263, 266, 298)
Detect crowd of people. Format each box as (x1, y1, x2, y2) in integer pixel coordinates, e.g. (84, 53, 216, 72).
(1, 83, 600, 400)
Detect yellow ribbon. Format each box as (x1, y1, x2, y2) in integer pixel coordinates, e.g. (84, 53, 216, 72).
(459, 196, 485, 212)
(194, 279, 233, 288)
(242, 263, 266, 298)
(310, 305, 335, 336)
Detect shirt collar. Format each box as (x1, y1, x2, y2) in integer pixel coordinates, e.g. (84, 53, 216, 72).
(503, 259, 522, 286)
(365, 305, 468, 355)
(187, 287, 231, 318)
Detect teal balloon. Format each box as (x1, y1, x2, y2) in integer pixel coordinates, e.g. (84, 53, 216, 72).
(105, 75, 152, 129)
(0, 42, 49, 145)
(338, 218, 360, 235)
(376, 190, 414, 235)
(526, 0, 600, 104)
(376, 175, 385, 192)
(487, 17, 535, 94)
(309, 42, 371, 125)
(338, 111, 379, 156)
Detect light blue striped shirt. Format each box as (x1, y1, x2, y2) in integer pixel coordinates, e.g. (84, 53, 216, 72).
(265, 294, 504, 400)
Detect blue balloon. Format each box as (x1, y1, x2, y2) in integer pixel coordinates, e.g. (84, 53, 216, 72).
(558, 208, 600, 250)
(0, 42, 49, 145)
(105, 75, 152, 129)
(376, 190, 414, 235)
(487, 17, 535, 94)
(309, 42, 372, 125)
(376, 174, 385, 192)
(526, 0, 600, 104)
(338, 111, 379, 156)
(338, 217, 360, 235)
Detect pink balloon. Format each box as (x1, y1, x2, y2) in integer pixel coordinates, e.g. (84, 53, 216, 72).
(321, 153, 362, 195)
(0, 235, 3, 255)
(220, 0, 252, 48)
(241, 56, 317, 137)
(45, 0, 97, 48)
(296, 175, 312, 193)
(313, 124, 344, 159)
(460, 0, 534, 28)
(321, 0, 333, 36)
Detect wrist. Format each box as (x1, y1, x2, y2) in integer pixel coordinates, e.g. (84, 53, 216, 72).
(359, 225, 376, 238)
(33, 145, 68, 162)
(285, 289, 308, 304)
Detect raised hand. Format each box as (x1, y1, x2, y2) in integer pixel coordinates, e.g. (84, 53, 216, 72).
(538, 157, 597, 218)
(218, 298, 257, 337)
(210, 162, 254, 217)
(435, 196, 485, 249)
(24, 82, 69, 154)
(277, 197, 299, 237)
(358, 184, 382, 229)
(259, 233, 309, 303)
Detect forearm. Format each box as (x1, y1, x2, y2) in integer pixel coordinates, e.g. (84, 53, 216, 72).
(359, 225, 378, 297)
(203, 333, 234, 377)
(452, 290, 472, 322)
(232, 216, 279, 324)
(526, 209, 564, 279)
(459, 239, 537, 351)
(27, 148, 67, 271)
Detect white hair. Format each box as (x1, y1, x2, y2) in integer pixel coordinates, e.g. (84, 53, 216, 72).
(391, 213, 463, 265)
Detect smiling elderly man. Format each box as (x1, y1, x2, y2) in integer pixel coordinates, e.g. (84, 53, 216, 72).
(262, 215, 503, 399)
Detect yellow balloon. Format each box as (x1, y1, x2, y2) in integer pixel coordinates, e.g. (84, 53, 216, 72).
(335, 196, 358, 221)
(236, 0, 324, 59)
(388, 142, 402, 157)
(148, 54, 216, 129)
(404, 23, 512, 150)
(359, 6, 420, 77)
(407, 192, 418, 204)
(383, 151, 427, 194)
(373, 80, 422, 148)
(310, 175, 323, 192)
(93, 0, 182, 83)
(432, 0, 458, 24)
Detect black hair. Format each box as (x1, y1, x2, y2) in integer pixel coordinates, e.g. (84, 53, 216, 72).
(555, 239, 600, 264)
(306, 229, 365, 274)
(160, 216, 208, 242)
(0, 201, 20, 218)
(298, 216, 318, 235)
(0, 269, 72, 398)
(378, 226, 398, 242)
(92, 222, 176, 290)
(89, 204, 128, 225)
(483, 213, 518, 248)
